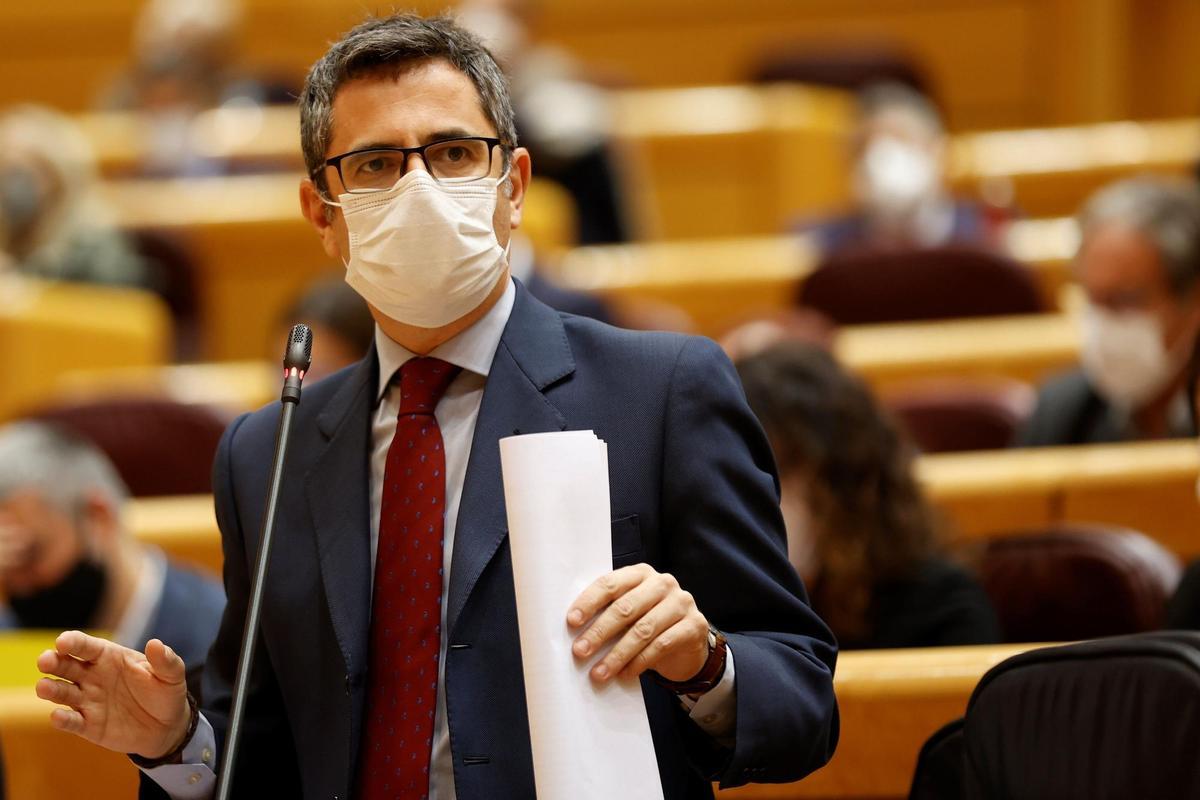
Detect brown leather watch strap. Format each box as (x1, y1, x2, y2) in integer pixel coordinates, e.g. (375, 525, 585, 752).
(652, 627, 728, 695)
(128, 691, 199, 769)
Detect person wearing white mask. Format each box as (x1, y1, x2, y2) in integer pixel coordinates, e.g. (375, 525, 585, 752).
(1019, 177, 1200, 446)
(33, 13, 838, 800)
(801, 82, 1006, 255)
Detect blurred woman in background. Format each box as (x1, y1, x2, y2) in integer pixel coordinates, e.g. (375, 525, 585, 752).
(737, 341, 999, 649)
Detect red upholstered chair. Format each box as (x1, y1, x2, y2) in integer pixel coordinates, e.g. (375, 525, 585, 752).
(884, 379, 1035, 453)
(30, 397, 231, 497)
(798, 245, 1045, 325)
(969, 526, 1182, 643)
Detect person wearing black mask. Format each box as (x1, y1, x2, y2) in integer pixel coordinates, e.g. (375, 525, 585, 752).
(0, 422, 223, 668)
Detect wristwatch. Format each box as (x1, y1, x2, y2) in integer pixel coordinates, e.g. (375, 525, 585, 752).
(652, 627, 728, 695)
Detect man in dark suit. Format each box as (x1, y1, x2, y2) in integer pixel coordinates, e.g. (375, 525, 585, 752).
(1019, 177, 1200, 447)
(0, 422, 223, 669)
(34, 14, 838, 799)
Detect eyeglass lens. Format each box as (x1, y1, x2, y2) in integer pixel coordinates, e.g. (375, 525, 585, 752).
(339, 139, 493, 192)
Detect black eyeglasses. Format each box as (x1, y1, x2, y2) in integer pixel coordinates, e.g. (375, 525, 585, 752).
(319, 136, 507, 196)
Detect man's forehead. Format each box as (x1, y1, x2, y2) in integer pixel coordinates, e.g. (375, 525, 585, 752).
(327, 59, 496, 152)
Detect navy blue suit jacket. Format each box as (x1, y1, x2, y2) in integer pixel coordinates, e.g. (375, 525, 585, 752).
(151, 283, 838, 798)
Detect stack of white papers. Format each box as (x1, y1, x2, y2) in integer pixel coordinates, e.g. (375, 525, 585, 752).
(500, 431, 665, 800)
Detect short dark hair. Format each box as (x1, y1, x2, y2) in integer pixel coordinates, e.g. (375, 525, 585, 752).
(299, 13, 517, 195)
(283, 276, 375, 355)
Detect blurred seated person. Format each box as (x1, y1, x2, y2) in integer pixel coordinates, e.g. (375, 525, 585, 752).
(102, 0, 292, 177)
(0, 106, 149, 287)
(0, 422, 223, 668)
(278, 275, 376, 383)
(458, 0, 629, 244)
(1019, 178, 1200, 446)
(801, 82, 1006, 255)
(737, 342, 999, 649)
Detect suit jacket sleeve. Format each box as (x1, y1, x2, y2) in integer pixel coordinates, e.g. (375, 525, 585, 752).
(659, 337, 839, 787)
(138, 412, 304, 798)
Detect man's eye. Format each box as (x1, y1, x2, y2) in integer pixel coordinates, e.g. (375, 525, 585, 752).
(361, 158, 388, 173)
(444, 147, 466, 162)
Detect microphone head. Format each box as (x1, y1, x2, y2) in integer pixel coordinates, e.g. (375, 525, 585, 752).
(284, 324, 313, 373)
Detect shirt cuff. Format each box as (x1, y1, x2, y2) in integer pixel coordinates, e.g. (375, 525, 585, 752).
(679, 644, 736, 742)
(139, 713, 218, 799)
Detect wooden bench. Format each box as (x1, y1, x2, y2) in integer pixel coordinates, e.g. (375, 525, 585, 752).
(4, 631, 1044, 800)
(921, 440, 1200, 559)
(0, 276, 171, 422)
(128, 440, 1200, 580)
(6, 0, 1198, 131)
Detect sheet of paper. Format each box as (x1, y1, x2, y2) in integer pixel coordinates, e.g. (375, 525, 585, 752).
(500, 431, 664, 800)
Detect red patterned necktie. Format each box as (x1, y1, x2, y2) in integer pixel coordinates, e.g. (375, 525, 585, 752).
(358, 356, 461, 800)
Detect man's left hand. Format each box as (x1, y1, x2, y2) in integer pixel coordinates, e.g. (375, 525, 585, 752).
(568, 564, 710, 684)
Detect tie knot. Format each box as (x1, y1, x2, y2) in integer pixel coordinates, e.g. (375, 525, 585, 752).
(396, 357, 461, 415)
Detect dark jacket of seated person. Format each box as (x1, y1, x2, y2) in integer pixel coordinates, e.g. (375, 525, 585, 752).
(737, 341, 999, 650)
(1019, 177, 1200, 447)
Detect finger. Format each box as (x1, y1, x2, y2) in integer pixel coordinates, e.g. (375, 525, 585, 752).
(49, 707, 86, 735)
(36, 677, 84, 709)
(573, 571, 674, 658)
(618, 616, 699, 681)
(594, 596, 690, 682)
(568, 565, 654, 628)
(37, 650, 87, 684)
(144, 639, 186, 686)
(56, 630, 108, 663)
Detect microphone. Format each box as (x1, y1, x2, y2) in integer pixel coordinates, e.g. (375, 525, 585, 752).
(216, 324, 312, 800)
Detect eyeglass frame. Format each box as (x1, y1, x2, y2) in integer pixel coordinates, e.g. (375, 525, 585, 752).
(314, 136, 511, 201)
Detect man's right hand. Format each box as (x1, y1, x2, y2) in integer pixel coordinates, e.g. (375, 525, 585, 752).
(35, 631, 191, 760)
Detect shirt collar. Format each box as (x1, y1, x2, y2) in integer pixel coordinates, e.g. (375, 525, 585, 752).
(374, 277, 516, 403)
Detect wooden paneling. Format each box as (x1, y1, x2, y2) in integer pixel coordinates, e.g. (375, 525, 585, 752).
(4, 1, 1200, 129)
(0, 276, 171, 422)
(8, 629, 1042, 800)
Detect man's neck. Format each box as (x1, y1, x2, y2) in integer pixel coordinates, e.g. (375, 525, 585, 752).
(373, 268, 511, 355)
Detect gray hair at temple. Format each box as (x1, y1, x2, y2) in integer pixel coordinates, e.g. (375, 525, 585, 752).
(298, 13, 518, 196)
(0, 422, 129, 516)
(1081, 176, 1200, 297)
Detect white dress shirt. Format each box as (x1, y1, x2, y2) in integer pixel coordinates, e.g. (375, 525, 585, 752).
(144, 278, 735, 799)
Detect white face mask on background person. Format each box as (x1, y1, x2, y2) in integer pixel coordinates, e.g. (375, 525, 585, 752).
(1080, 302, 1190, 410)
(855, 136, 938, 217)
(337, 168, 510, 329)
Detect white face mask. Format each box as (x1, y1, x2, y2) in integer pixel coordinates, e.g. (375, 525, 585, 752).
(856, 136, 937, 217)
(1080, 303, 1188, 409)
(338, 169, 509, 329)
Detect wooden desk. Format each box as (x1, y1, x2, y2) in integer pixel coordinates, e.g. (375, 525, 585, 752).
(7, 632, 1040, 800)
(921, 440, 1200, 558)
(128, 441, 1200, 580)
(0, 276, 172, 422)
(129, 495, 222, 577)
(950, 118, 1200, 218)
(836, 313, 1079, 394)
(718, 643, 1046, 799)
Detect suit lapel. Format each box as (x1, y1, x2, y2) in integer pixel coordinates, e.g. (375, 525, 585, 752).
(305, 353, 377, 676)
(446, 284, 575, 636)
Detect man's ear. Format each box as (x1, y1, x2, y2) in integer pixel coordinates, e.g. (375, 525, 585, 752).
(79, 489, 121, 555)
(299, 177, 344, 262)
(506, 147, 533, 230)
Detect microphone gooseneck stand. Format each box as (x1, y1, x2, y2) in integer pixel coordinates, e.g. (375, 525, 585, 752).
(215, 324, 313, 800)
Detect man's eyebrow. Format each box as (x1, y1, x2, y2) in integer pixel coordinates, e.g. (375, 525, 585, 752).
(341, 129, 485, 154)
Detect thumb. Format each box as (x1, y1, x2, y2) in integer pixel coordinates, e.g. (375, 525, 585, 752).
(144, 639, 187, 686)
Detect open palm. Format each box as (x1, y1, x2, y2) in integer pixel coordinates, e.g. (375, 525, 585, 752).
(36, 630, 191, 759)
